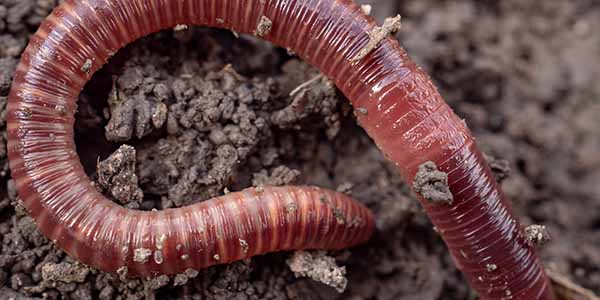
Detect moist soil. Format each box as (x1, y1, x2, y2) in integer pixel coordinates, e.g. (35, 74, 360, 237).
(0, 0, 599, 299)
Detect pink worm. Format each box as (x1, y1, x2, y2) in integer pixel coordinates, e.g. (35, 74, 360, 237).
(7, 0, 554, 299)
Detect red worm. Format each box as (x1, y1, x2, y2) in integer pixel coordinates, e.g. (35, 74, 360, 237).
(6, 0, 554, 299)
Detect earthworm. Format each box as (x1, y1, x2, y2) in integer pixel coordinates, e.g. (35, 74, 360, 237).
(6, 0, 554, 299)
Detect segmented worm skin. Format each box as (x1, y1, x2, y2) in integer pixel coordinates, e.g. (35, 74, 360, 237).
(6, 0, 554, 298)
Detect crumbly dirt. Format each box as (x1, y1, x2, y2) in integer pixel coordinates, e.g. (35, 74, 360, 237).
(413, 161, 454, 205)
(287, 251, 347, 293)
(96, 145, 144, 207)
(0, 0, 599, 299)
(254, 16, 273, 37)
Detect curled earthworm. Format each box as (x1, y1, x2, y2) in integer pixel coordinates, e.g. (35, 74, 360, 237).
(6, 0, 554, 299)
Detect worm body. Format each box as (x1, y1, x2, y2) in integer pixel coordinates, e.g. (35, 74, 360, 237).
(7, 0, 553, 299)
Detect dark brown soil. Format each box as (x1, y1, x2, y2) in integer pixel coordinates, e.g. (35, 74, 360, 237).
(0, 0, 599, 299)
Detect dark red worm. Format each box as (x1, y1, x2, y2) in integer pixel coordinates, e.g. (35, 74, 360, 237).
(6, 0, 554, 299)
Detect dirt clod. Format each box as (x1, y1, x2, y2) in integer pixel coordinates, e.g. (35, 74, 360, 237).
(173, 268, 199, 286)
(104, 65, 169, 141)
(413, 161, 454, 205)
(287, 251, 348, 293)
(41, 262, 89, 283)
(145, 275, 169, 290)
(96, 145, 144, 206)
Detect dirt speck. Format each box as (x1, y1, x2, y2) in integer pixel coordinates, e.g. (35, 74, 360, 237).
(352, 15, 402, 63)
(239, 239, 249, 254)
(55, 104, 66, 115)
(361, 4, 372, 15)
(286, 201, 298, 213)
(355, 106, 368, 115)
(524, 224, 551, 247)
(156, 234, 167, 249)
(287, 251, 347, 293)
(254, 16, 272, 37)
(116, 266, 128, 278)
(413, 161, 454, 205)
(80, 58, 92, 73)
(154, 250, 164, 264)
(151, 102, 168, 129)
(173, 24, 188, 31)
(486, 263, 497, 272)
(133, 248, 152, 263)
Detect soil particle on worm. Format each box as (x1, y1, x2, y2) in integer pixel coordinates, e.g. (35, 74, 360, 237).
(133, 248, 152, 264)
(81, 58, 93, 74)
(486, 263, 497, 272)
(524, 224, 551, 247)
(413, 161, 454, 205)
(351, 15, 402, 63)
(255, 16, 272, 37)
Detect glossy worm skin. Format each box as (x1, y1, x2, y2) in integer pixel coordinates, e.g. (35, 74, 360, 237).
(6, 0, 554, 298)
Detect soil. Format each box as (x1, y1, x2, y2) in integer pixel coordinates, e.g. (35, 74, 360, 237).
(412, 161, 453, 205)
(0, 0, 599, 299)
